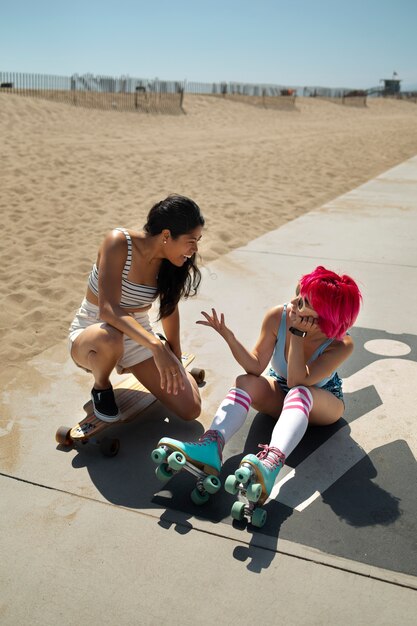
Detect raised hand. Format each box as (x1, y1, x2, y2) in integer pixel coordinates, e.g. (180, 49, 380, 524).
(196, 308, 231, 340)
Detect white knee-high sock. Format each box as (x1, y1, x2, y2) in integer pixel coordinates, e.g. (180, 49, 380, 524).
(269, 386, 313, 458)
(208, 387, 252, 444)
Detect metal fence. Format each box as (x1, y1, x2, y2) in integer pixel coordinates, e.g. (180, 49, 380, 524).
(302, 86, 368, 107)
(0, 72, 185, 113)
(0, 71, 371, 113)
(0, 72, 300, 113)
(186, 80, 297, 109)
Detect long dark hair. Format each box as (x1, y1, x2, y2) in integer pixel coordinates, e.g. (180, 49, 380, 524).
(143, 195, 205, 319)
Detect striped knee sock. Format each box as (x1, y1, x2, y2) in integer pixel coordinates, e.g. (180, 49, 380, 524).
(269, 386, 313, 458)
(209, 387, 252, 444)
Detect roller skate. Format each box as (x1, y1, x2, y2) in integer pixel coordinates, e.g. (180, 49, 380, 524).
(225, 445, 285, 528)
(151, 429, 224, 505)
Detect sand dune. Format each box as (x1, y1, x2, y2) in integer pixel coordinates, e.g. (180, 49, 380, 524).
(1, 93, 417, 375)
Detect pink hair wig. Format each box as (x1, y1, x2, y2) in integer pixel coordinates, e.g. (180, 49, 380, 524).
(300, 266, 362, 340)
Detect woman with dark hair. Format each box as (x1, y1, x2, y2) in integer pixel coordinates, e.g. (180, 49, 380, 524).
(68, 194, 204, 422)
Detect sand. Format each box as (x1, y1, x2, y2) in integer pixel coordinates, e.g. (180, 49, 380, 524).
(1, 93, 417, 377)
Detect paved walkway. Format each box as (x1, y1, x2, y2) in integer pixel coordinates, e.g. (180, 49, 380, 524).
(1, 157, 417, 624)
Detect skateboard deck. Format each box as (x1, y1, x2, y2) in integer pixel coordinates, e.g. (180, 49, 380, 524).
(56, 353, 204, 456)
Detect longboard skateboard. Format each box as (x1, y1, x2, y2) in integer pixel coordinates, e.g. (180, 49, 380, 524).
(55, 353, 204, 456)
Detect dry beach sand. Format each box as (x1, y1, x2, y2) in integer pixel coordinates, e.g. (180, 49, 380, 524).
(1, 93, 417, 377)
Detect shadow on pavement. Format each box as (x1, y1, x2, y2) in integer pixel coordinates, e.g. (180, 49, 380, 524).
(66, 327, 417, 576)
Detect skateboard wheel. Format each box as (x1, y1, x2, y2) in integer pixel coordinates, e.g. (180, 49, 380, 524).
(55, 426, 72, 447)
(190, 367, 205, 384)
(235, 465, 251, 485)
(251, 507, 267, 528)
(100, 437, 120, 457)
(202, 475, 221, 495)
(191, 487, 209, 505)
(151, 446, 168, 464)
(247, 482, 262, 503)
(155, 463, 174, 482)
(231, 501, 246, 521)
(168, 451, 186, 470)
(224, 475, 239, 495)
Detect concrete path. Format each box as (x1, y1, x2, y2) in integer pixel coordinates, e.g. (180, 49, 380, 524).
(1, 157, 417, 624)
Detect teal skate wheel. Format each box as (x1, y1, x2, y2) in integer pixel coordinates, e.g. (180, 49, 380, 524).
(246, 482, 262, 503)
(235, 465, 251, 485)
(191, 487, 210, 505)
(155, 463, 173, 482)
(231, 501, 246, 521)
(251, 508, 267, 528)
(168, 451, 186, 470)
(224, 475, 239, 495)
(151, 446, 168, 464)
(203, 475, 221, 495)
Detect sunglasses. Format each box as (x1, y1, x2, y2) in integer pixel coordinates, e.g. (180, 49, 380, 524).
(297, 296, 307, 311)
(295, 284, 314, 312)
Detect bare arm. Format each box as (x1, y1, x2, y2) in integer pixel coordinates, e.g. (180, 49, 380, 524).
(196, 307, 281, 375)
(97, 231, 160, 348)
(97, 230, 183, 393)
(161, 305, 182, 361)
(286, 309, 354, 387)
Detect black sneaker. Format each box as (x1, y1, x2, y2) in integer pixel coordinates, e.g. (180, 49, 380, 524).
(91, 387, 120, 422)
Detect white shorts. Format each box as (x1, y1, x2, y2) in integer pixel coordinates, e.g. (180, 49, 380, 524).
(68, 298, 156, 374)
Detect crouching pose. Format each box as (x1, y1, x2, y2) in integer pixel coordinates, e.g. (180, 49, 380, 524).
(155, 266, 362, 523)
(68, 195, 204, 423)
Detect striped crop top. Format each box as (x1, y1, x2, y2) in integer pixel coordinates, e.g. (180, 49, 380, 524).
(88, 228, 158, 308)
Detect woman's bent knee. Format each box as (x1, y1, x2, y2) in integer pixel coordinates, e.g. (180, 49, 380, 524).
(74, 324, 123, 357)
(177, 398, 201, 421)
(94, 327, 123, 359)
(98, 325, 123, 347)
(235, 373, 257, 392)
(235, 373, 265, 404)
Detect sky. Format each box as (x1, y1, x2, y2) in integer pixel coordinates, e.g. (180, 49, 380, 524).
(1, 0, 416, 90)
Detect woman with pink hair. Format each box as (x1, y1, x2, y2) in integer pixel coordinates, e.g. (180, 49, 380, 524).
(154, 266, 362, 525)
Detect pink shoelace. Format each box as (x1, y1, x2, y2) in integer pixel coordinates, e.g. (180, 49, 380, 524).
(256, 444, 286, 471)
(197, 429, 225, 459)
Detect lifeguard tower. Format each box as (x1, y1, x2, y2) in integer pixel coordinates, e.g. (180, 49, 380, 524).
(380, 73, 401, 96)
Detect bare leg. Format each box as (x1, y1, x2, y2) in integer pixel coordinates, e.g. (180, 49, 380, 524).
(234, 373, 286, 418)
(235, 373, 343, 425)
(71, 323, 124, 389)
(308, 386, 344, 425)
(129, 356, 201, 421)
